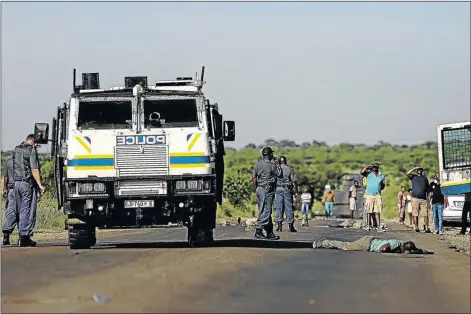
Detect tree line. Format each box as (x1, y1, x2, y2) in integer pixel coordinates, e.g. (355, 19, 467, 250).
(1, 140, 439, 221)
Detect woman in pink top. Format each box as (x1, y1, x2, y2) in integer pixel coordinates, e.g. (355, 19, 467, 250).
(397, 186, 406, 224)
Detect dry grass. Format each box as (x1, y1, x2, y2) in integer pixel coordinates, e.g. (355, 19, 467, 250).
(1, 192, 64, 233)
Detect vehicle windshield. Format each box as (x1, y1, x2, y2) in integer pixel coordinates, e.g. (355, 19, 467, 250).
(442, 127, 471, 169)
(143, 99, 198, 128)
(77, 100, 133, 129)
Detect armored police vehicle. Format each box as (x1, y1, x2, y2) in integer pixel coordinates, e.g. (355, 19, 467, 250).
(33, 67, 235, 249)
(437, 121, 471, 196)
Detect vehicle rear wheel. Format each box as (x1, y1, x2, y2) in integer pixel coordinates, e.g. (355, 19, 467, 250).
(187, 214, 215, 247)
(68, 225, 95, 250)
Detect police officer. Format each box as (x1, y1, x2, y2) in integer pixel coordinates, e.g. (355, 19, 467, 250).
(251, 147, 283, 240)
(2, 157, 17, 245)
(274, 156, 298, 233)
(12, 134, 45, 247)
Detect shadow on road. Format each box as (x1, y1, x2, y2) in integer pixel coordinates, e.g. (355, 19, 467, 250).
(97, 239, 314, 250)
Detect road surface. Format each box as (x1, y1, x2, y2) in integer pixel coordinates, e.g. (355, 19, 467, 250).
(2, 219, 470, 313)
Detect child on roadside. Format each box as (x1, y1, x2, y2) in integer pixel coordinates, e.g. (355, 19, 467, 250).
(405, 189, 413, 226)
(300, 188, 312, 226)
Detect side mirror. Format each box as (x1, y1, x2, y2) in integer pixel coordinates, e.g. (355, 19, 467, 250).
(223, 121, 235, 141)
(34, 123, 50, 145)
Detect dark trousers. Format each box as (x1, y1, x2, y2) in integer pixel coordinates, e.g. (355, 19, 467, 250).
(13, 181, 38, 237)
(275, 187, 294, 224)
(2, 188, 18, 233)
(461, 201, 470, 234)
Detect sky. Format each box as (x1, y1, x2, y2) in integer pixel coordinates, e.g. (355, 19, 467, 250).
(1, 2, 470, 151)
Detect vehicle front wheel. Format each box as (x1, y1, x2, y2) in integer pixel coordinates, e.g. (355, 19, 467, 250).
(68, 225, 96, 250)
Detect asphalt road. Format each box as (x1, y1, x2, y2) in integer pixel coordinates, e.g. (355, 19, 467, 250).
(334, 173, 364, 218)
(2, 219, 470, 313)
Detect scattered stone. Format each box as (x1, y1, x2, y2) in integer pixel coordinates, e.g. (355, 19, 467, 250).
(245, 218, 257, 226)
(92, 294, 110, 304)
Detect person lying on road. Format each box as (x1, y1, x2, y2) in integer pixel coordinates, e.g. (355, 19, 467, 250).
(312, 236, 433, 254)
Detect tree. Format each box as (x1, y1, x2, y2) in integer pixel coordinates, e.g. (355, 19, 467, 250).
(223, 168, 253, 209)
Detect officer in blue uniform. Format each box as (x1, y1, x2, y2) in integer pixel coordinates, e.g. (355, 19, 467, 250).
(274, 156, 298, 233)
(12, 134, 45, 247)
(2, 157, 17, 245)
(252, 147, 283, 240)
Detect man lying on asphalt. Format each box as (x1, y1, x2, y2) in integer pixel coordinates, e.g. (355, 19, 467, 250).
(312, 235, 433, 254)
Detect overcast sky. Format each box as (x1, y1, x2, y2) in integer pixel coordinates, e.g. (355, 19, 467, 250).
(1, 2, 469, 151)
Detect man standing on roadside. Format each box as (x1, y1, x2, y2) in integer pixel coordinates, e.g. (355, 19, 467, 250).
(252, 146, 283, 240)
(2, 157, 17, 245)
(348, 181, 359, 219)
(360, 163, 386, 232)
(429, 173, 445, 235)
(274, 156, 298, 233)
(407, 166, 431, 233)
(460, 192, 471, 235)
(397, 186, 406, 224)
(322, 188, 336, 217)
(12, 134, 45, 247)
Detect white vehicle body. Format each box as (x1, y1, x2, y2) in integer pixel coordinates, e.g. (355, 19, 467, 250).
(437, 121, 471, 196)
(443, 195, 465, 223)
(33, 67, 236, 249)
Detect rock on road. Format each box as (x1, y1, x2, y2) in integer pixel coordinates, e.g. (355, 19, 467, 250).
(1, 220, 470, 313)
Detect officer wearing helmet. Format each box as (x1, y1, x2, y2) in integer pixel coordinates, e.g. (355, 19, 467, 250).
(274, 156, 298, 233)
(251, 146, 283, 240)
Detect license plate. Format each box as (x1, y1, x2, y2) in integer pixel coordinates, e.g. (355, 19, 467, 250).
(454, 201, 464, 208)
(124, 200, 155, 208)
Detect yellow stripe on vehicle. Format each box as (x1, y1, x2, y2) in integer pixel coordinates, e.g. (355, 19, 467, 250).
(170, 152, 206, 157)
(68, 166, 115, 171)
(74, 154, 114, 159)
(75, 136, 91, 154)
(187, 133, 201, 151)
(441, 180, 471, 187)
(170, 164, 208, 169)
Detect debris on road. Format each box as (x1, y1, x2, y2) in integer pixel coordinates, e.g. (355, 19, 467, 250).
(92, 294, 111, 304)
(244, 218, 257, 232)
(441, 227, 471, 255)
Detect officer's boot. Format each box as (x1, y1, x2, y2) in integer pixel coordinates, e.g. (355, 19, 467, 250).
(276, 222, 282, 232)
(264, 225, 280, 240)
(289, 223, 297, 232)
(18, 235, 36, 247)
(254, 228, 266, 239)
(2, 231, 10, 246)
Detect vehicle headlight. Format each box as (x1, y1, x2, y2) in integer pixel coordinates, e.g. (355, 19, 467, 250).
(79, 182, 106, 194)
(175, 179, 212, 191)
(176, 180, 186, 190)
(79, 183, 93, 193)
(187, 180, 199, 190)
(93, 183, 106, 192)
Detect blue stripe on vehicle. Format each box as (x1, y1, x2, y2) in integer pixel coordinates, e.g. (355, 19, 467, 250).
(68, 158, 114, 167)
(170, 156, 210, 164)
(441, 184, 471, 196)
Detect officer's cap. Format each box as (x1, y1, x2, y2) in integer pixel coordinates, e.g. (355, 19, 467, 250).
(261, 146, 275, 156)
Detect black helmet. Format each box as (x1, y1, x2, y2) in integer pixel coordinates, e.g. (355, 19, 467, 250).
(262, 146, 275, 157)
(280, 156, 287, 164)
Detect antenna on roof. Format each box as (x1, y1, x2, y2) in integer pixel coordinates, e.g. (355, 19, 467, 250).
(73, 68, 76, 92)
(198, 66, 205, 92)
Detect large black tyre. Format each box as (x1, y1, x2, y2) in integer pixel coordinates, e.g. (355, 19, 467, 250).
(187, 228, 214, 247)
(187, 211, 215, 248)
(68, 225, 95, 250)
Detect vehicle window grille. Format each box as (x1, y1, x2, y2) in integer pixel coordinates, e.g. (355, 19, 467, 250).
(443, 127, 471, 169)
